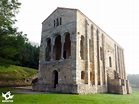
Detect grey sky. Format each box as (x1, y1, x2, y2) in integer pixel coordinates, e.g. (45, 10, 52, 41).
(16, 0, 139, 74)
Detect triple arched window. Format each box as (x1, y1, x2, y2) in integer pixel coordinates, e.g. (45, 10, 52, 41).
(54, 17, 62, 27)
(45, 32, 71, 61)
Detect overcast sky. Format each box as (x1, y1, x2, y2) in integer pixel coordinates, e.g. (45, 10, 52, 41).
(16, 0, 139, 74)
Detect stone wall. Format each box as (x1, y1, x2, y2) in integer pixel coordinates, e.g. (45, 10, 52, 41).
(39, 59, 76, 85)
(108, 79, 127, 94)
(32, 83, 78, 93)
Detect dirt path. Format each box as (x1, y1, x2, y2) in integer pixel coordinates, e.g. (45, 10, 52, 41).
(12, 86, 48, 94)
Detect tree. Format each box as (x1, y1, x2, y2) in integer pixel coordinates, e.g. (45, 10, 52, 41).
(127, 74, 139, 88)
(0, 0, 21, 38)
(0, 0, 39, 69)
(0, 0, 27, 64)
(18, 42, 39, 69)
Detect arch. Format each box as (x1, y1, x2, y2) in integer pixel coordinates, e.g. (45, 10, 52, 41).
(53, 35, 61, 60)
(80, 35, 85, 60)
(45, 38, 51, 61)
(81, 71, 85, 79)
(63, 32, 71, 59)
(52, 70, 58, 88)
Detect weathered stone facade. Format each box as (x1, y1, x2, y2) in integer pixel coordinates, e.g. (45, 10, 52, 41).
(32, 7, 132, 94)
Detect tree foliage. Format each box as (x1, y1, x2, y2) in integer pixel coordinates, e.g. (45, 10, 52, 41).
(0, 0, 39, 69)
(0, 0, 21, 39)
(18, 43, 39, 69)
(0, 0, 23, 60)
(127, 74, 139, 88)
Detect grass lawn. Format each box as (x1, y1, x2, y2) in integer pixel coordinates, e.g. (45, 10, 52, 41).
(0, 87, 139, 104)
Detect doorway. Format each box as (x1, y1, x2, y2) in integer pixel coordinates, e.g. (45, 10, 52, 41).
(52, 70, 58, 88)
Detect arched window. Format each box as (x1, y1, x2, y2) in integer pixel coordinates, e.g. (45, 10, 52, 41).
(60, 17, 62, 25)
(81, 71, 85, 79)
(54, 35, 61, 60)
(109, 56, 112, 67)
(80, 35, 85, 60)
(54, 20, 55, 27)
(45, 38, 51, 61)
(63, 32, 71, 59)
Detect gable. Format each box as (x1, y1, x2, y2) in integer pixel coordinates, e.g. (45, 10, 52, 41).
(42, 7, 77, 24)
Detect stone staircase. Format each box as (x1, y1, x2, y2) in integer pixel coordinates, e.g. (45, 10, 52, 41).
(107, 69, 132, 94)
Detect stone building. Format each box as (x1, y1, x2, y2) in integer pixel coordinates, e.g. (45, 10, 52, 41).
(32, 7, 132, 94)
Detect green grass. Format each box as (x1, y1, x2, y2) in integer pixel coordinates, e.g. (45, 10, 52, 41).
(0, 65, 138, 103)
(0, 87, 139, 104)
(0, 65, 37, 80)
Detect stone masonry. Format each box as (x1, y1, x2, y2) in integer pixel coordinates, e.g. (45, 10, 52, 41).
(32, 7, 132, 94)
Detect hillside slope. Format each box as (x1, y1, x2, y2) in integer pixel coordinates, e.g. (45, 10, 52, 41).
(0, 64, 38, 86)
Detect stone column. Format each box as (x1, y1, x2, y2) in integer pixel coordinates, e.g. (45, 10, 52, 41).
(61, 36, 65, 60)
(93, 28, 97, 86)
(61, 41, 64, 59)
(120, 48, 123, 79)
(50, 38, 54, 61)
(84, 19, 89, 84)
(96, 30, 101, 85)
(121, 49, 124, 79)
(117, 46, 122, 78)
(99, 33, 103, 86)
(122, 50, 126, 79)
(102, 34, 106, 85)
(122, 51, 126, 79)
(115, 44, 118, 73)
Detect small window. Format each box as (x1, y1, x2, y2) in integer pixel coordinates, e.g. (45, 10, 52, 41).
(80, 36, 85, 60)
(109, 57, 112, 67)
(60, 17, 62, 25)
(100, 47, 103, 60)
(54, 20, 55, 27)
(57, 18, 59, 26)
(90, 72, 93, 81)
(81, 71, 85, 79)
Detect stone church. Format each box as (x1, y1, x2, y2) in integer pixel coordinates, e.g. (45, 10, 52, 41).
(32, 7, 132, 94)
